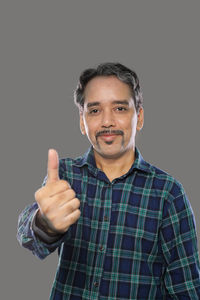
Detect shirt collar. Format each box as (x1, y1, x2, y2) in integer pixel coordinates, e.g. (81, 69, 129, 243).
(74, 146, 152, 175)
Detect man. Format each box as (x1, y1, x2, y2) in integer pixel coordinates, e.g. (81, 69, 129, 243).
(17, 63, 200, 299)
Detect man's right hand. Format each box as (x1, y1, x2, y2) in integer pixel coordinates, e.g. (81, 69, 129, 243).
(34, 149, 81, 234)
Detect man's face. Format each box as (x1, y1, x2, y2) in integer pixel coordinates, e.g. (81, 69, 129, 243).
(80, 76, 144, 160)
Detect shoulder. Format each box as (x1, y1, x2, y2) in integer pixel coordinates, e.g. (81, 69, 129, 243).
(146, 161, 185, 201)
(136, 148, 185, 200)
(141, 159, 193, 218)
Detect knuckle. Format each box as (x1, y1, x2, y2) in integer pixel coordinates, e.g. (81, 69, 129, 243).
(76, 209, 81, 219)
(67, 202, 74, 212)
(70, 209, 81, 223)
(67, 214, 74, 225)
(67, 189, 76, 199)
(59, 180, 70, 189)
(73, 198, 80, 209)
(67, 198, 80, 211)
(57, 192, 66, 201)
(74, 209, 81, 221)
(75, 198, 81, 206)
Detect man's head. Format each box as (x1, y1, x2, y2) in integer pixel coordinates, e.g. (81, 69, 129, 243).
(74, 62, 144, 161)
(74, 62, 143, 113)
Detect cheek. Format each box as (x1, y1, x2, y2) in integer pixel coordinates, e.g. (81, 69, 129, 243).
(83, 118, 98, 136)
(121, 118, 137, 139)
(118, 116, 135, 131)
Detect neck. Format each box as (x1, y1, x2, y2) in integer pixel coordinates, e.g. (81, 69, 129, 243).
(94, 148, 135, 182)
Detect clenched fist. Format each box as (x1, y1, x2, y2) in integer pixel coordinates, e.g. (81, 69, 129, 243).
(34, 149, 81, 234)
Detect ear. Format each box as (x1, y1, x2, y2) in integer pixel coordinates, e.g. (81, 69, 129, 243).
(79, 113, 86, 135)
(136, 107, 144, 131)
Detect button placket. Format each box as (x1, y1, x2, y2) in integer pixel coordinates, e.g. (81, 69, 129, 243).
(91, 183, 112, 297)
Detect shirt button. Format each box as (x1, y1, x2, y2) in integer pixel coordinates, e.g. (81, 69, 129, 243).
(104, 216, 108, 221)
(99, 245, 104, 251)
(94, 281, 99, 287)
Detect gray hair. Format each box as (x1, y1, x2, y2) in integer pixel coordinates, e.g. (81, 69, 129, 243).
(74, 62, 143, 112)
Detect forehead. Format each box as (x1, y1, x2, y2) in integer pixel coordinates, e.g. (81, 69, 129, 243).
(84, 76, 132, 103)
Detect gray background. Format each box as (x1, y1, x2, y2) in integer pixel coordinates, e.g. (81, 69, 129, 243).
(1, 1, 200, 299)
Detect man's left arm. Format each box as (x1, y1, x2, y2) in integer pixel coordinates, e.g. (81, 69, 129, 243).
(160, 188, 200, 299)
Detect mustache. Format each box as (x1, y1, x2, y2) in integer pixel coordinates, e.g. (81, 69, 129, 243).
(96, 130, 124, 138)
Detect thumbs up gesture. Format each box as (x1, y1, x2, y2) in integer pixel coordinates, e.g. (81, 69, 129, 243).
(34, 149, 81, 234)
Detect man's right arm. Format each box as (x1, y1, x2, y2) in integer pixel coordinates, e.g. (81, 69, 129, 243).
(17, 202, 67, 260)
(17, 149, 81, 259)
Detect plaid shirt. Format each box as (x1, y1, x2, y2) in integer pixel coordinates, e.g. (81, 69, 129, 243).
(17, 147, 200, 299)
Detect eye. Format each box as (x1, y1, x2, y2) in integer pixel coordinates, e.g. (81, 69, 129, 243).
(89, 109, 99, 114)
(116, 106, 127, 111)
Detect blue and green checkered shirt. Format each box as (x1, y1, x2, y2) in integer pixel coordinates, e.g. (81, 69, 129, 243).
(17, 147, 200, 299)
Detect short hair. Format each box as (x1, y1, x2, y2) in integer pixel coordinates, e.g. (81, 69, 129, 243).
(74, 62, 143, 113)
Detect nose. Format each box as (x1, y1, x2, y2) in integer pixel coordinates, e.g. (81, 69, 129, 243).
(101, 109, 116, 128)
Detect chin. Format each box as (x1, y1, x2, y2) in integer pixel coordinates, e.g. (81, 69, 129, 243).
(96, 148, 126, 160)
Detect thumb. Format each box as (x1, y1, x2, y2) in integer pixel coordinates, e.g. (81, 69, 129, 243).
(47, 149, 60, 183)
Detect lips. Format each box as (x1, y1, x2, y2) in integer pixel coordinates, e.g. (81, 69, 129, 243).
(99, 134, 119, 142)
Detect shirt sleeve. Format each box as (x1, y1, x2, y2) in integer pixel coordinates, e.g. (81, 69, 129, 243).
(160, 189, 200, 298)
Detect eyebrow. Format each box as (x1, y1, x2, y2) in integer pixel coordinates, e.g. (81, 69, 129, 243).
(86, 100, 130, 108)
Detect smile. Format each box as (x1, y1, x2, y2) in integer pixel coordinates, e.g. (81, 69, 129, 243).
(99, 134, 118, 141)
